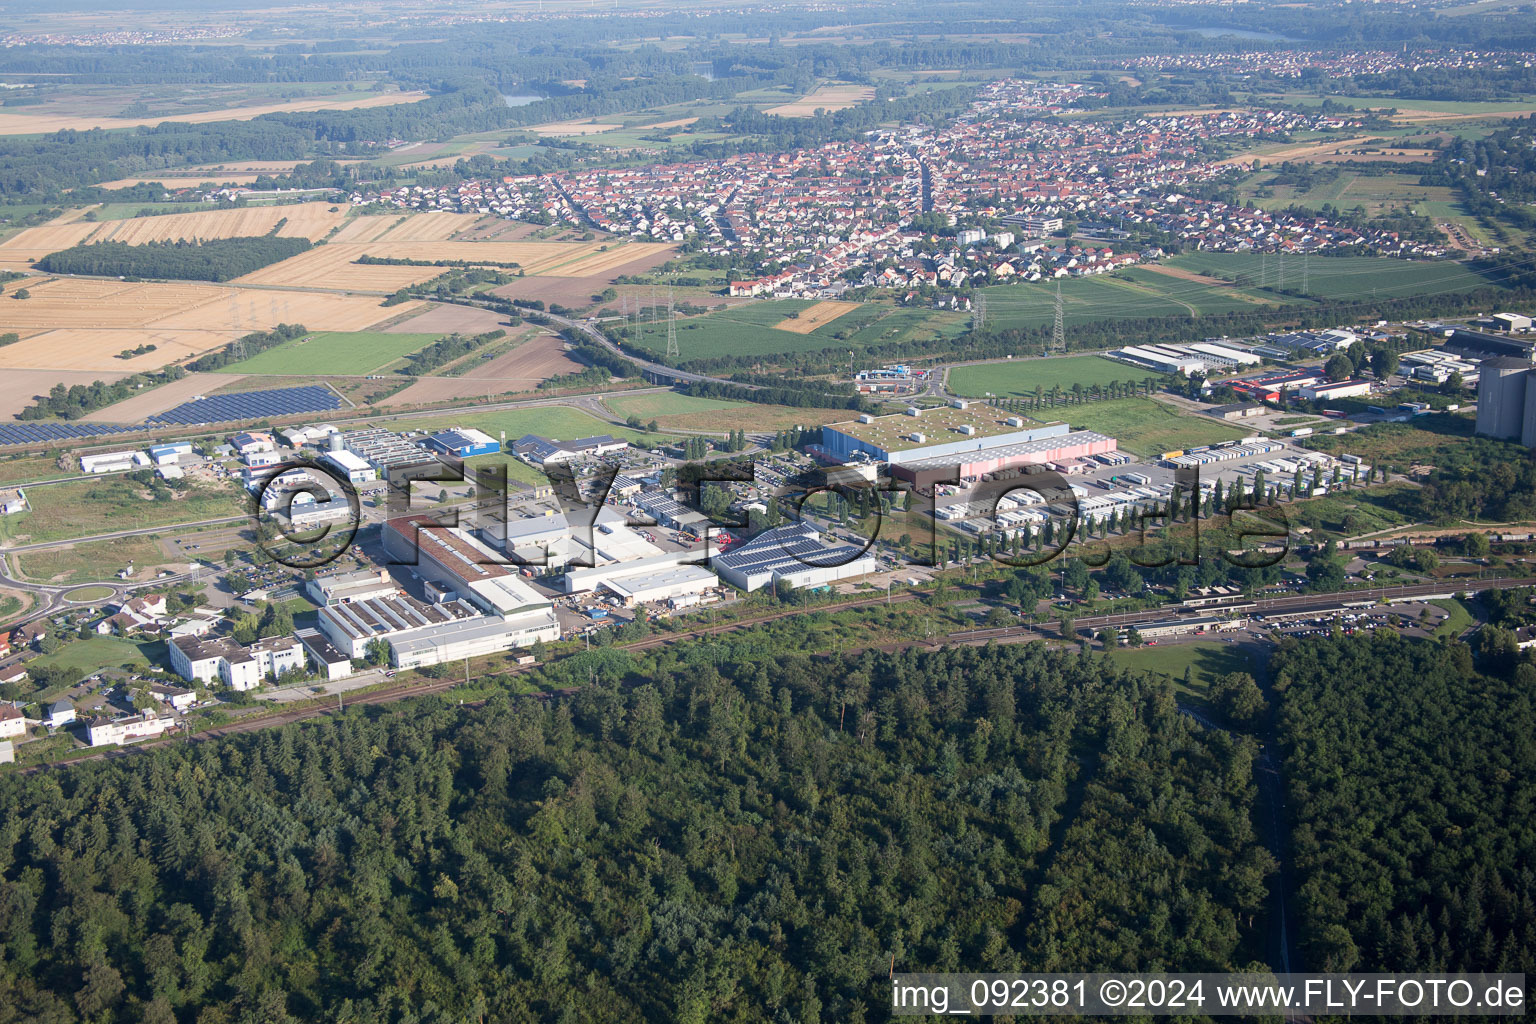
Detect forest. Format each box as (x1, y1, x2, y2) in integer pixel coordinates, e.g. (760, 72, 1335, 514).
(1271, 631, 1536, 973)
(35, 236, 312, 282)
(0, 641, 1274, 1023)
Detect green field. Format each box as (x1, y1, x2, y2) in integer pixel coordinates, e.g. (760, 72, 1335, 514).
(979, 270, 1286, 332)
(1166, 252, 1499, 303)
(626, 299, 965, 362)
(218, 332, 441, 376)
(604, 392, 746, 420)
(31, 636, 154, 678)
(18, 535, 176, 585)
(1108, 640, 1257, 697)
(0, 479, 246, 545)
(1056, 398, 1252, 457)
(948, 355, 1163, 398)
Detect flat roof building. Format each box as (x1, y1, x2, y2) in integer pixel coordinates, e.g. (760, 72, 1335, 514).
(712, 522, 876, 592)
(423, 428, 499, 459)
(823, 407, 1072, 464)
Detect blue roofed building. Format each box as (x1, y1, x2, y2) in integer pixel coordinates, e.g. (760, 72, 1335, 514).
(423, 428, 500, 459)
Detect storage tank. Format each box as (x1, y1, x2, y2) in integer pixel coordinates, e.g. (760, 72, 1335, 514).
(1476, 358, 1531, 441)
(328, 433, 344, 452)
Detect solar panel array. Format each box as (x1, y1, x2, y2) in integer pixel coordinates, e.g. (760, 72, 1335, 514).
(0, 422, 141, 447)
(148, 386, 342, 426)
(715, 524, 864, 574)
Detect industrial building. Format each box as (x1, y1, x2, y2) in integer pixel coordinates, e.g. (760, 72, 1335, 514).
(713, 522, 877, 592)
(1298, 379, 1374, 401)
(1443, 327, 1536, 362)
(372, 516, 561, 663)
(823, 407, 1072, 464)
(322, 448, 379, 484)
(79, 450, 149, 474)
(423, 428, 500, 459)
(1476, 358, 1536, 446)
(496, 506, 667, 570)
(888, 429, 1117, 486)
(169, 634, 303, 690)
(306, 568, 398, 606)
(512, 433, 629, 467)
(296, 628, 354, 681)
(559, 549, 717, 599)
(341, 428, 434, 473)
(631, 491, 711, 534)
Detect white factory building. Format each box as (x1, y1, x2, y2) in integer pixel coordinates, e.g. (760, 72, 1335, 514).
(169, 634, 305, 691)
(712, 522, 877, 592)
(340, 515, 563, 667)
(494, 505, 719, 605)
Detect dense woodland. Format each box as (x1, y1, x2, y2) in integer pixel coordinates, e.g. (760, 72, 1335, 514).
(1272, 632, 1536, 973)
(35, 236, 311, 283)
(0, 642, 1274, 1023)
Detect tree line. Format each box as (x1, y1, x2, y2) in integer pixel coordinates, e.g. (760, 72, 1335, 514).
(36, 236, 311, 282)
(0, 638, 1275, 1022)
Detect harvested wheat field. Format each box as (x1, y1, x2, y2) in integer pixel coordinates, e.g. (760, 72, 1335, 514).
(88, 203, 348, 245)
(329, 216, 412, 244)
(1217, 136, 1390, 167)
(0, 278, 235, 330)
(0, 328, 243, 372)
(0, 91, 430, 135)
(0, 221, 105, 269)
(373, 211, 479, 242)
(384, 334, 582, 405)
(88, 373, 246, 423)
(95, 174, 266, 189)
(383, 303, 509, 335)
(0, 277, 414, 370)
(527, 121, 624, 136)
(234, 245, 444, 291)
(152, 291, 416, 333)
(774, 300, 861, 333)
(242, 239, 670, 289)
(544, 243, 674, 277)
(0, 368, 134, 419)
(766, 84, 874, 117)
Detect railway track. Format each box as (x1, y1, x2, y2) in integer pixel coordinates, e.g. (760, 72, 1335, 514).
(25, 574, 1534, 773)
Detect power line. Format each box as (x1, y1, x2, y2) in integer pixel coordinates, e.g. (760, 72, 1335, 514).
(972, 292, 986, 332)
(665, 285, 678, 361)
(1051, 282, 1064, 353)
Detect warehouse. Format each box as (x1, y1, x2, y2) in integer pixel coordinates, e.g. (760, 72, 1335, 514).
(495, 506, 665, 569)
(383, 514, 557, 620)
(713, 522, 876, 592)
(588, 561, 718, 606)
(423, 427, 500, 459)
(80, 450, 148, 474)
(341, 428, 433, 473)
(1298, 379, 1373, 401)
(322, 449, 379, 484)
(631, 492, 710, 534)
(887, 430, 1117, 486)
(558, 550, 709, 597)
(822, 407, 1072, 465)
